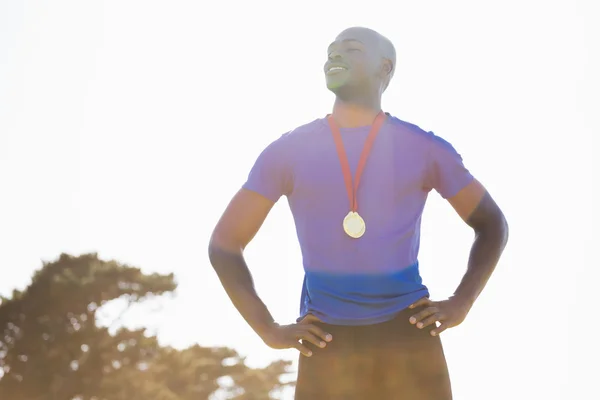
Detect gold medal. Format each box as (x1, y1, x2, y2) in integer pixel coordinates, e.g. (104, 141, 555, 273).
(343, 211, 366, 238)
(328, 111, 387, 239)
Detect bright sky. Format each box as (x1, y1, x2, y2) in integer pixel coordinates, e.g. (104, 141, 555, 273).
(1, 0, 598, 399)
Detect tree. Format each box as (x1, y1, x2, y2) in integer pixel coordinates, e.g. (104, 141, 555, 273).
(0, 253, 292, 399)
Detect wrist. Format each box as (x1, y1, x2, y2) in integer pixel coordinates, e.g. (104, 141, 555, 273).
(450, 293, 475, 311)
(254, 319, 279, 341)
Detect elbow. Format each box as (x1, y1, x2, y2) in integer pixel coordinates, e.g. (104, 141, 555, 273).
(207, 232, 221, 269)
(207, 232, 242, 271)
(502, 213, 509, 242)
(207, 241, 218, 270)
(494, 208, 509, 245)
(208, 234, 225, 270)
(475, 210, 509, 247)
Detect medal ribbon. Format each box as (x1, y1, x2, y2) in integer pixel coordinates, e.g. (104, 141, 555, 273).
(327, 111, 387, 213)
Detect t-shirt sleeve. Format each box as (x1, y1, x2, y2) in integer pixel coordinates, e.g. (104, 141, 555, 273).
(424, 132, 474, 199)
(242, 134, 293, 203)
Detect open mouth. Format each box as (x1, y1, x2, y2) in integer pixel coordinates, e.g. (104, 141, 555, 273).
(326, 66, 347, 75)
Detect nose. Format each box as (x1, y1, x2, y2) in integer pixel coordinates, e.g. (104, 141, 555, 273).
(328, 50, 342, 61)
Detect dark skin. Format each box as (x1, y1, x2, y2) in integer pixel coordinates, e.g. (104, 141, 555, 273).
(408, 189, 508, 336)
(208, 27, 508, 357)
(208, 190, 331, 357)
(324, 28, 394, 127)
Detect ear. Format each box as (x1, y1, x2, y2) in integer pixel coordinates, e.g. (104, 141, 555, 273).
(381, 59, 393, 77)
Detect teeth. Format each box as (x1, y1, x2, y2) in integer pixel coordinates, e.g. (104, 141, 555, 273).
(328, 67, 345, 72)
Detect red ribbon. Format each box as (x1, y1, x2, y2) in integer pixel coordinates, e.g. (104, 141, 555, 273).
(327, 111, 387, 212)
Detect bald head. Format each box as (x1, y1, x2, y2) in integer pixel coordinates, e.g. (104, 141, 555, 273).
(336, 27, 396, 83)
(325, 27, 397, 98)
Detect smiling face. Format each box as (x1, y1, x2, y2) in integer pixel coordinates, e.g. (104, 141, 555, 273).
(324, 27, 395, 99)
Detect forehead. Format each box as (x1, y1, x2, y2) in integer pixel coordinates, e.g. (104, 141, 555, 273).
(327, 38, 364, 51)
(329, 28, 380, 49)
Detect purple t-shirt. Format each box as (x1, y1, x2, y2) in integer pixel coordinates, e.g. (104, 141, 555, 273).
(243, 114, 474, 326)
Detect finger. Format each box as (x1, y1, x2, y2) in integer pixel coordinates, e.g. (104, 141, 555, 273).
(409, 297, 432, 309)
(306, 324, 333, 342)
(292, 341, 313, 357)
(299, 314, 323, 324)
(416, 313, 443, 329)
(409, 306, 438, 325)
(297, 330, 326, 348)
(431, 322, 450, 336)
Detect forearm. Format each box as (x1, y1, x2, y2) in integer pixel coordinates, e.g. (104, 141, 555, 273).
(208, 245, 276, 339)
(453, 214, 509, 308)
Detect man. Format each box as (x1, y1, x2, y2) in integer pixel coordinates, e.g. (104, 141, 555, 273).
(208, 26, 508, 399)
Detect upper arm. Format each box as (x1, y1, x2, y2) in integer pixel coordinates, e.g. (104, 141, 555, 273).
(447, 180, 507, 233)
(241, 134, 293, 203)
(210, 134, 293, 251)
(446, 179, 487, 222)
(424, 132, 475, 200)
(210, 188, 275, 252)
(423, 131, 506, 229)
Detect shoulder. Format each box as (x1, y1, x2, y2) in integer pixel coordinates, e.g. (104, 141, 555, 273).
(264, 118, 327, 152)
(253, 118, 326, 165)
(283, 118, 327, 141)
(386, 114, 458, 152)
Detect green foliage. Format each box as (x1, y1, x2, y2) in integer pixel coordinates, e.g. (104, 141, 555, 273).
(0, 253, 292, 399)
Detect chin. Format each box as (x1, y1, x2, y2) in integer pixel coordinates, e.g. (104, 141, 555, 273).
(326, 77, 348, 91)
(327, 83, 344, 94)
(326, 83, 356, 100)
(326, 79, 344, 90)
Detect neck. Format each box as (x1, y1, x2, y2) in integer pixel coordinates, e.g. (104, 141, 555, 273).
(331, 97, 382, 128)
